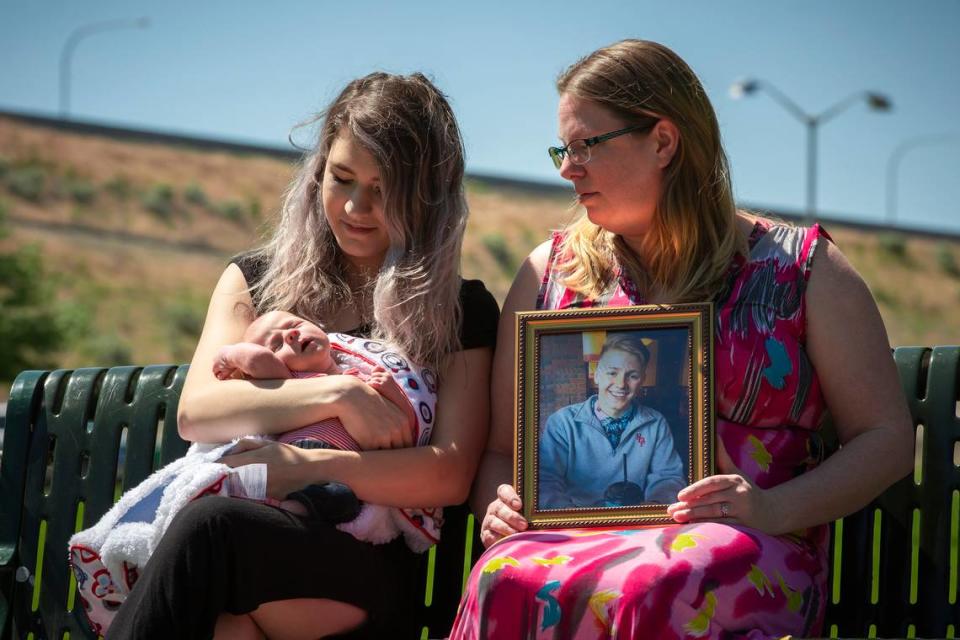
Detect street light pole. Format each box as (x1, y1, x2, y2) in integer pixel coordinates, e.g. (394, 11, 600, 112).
(885, 134, 960, 226)
(59, 17, 150, 119)
(730, 79, 892, 224)
(807, 121, 816, 222)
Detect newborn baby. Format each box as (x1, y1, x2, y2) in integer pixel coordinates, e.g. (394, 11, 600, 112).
(214, 309, 419, 516)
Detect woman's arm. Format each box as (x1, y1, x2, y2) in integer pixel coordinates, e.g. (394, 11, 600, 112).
(669, 239, 915, 534)
(470, 240, 553, 544)
(221, 344, 494, 507)
(178, 265, 410, 447)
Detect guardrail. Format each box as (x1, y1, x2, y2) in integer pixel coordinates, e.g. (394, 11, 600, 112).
(1, 107, 957, 239)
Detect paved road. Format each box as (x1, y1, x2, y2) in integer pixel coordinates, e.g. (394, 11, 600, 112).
(8, 213, 229, 256)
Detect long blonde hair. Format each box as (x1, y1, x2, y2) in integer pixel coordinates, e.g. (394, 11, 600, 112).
(556, 40, 746, 302)
(252, 72, 467, 372)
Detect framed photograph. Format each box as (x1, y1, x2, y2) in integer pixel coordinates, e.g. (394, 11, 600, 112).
(514, 303, 714, 528)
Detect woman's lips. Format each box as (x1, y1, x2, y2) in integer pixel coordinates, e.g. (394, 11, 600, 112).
(343, 221, 376, 234)
(577, 192, 598, 203)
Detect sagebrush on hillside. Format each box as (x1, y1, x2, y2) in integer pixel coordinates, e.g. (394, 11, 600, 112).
(0, 115, 957, 398)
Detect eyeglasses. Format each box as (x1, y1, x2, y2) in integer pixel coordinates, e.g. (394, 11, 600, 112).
(548, 118, 660, 170)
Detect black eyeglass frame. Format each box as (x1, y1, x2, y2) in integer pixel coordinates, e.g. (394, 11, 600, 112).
(548, 118, 660, 169)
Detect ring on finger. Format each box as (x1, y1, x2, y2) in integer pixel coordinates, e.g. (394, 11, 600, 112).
(719, 502, 730, 518)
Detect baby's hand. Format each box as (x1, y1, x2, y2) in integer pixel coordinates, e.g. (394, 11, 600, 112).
(366, 366, 417, 432)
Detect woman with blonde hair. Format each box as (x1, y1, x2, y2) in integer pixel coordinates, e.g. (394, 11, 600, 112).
(107, 72, 498, 640)
(452, 40, 912, 638)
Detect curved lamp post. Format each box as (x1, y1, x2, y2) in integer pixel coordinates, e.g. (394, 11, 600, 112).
(730, 78, 892, 223)
(59, 17, 151, 119)
(886, 134, 960, 226)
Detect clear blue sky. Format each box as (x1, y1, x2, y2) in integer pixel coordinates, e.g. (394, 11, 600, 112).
(3, 1, 958, 233)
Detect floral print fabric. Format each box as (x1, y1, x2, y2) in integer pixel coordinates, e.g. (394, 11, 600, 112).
(449, 221, 831, 639)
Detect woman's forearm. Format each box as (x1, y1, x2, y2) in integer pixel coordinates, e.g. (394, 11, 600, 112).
(764, 423, 912, 535)
(178, 375, 354, 442)
(469, 449, 513, 517)
(286, 443, 478, 508)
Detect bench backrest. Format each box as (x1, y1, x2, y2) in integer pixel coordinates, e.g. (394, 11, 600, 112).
(1, 367, 190, 639)
(822, 346, 959, 638)
(1, 346, 957, 639)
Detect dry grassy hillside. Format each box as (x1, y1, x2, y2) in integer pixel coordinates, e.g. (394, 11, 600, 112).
(1, 116, 958, 398)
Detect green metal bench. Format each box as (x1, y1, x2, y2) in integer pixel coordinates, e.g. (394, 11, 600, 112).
(0, 365, 477, 640)
(821, 346, 959, 639)
(1, 347, 957, 639)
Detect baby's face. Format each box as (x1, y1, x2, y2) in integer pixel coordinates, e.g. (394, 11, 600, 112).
(245, 311, 334, 372)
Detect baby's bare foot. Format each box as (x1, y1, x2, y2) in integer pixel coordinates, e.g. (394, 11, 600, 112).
(367, 367, 417, 432)
(212, 357, 234, 380)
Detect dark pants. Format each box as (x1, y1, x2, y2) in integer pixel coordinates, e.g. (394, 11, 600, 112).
(106, 496, 419, 640)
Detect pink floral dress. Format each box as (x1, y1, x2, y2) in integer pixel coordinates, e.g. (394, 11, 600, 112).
(450, 220, 831, 639)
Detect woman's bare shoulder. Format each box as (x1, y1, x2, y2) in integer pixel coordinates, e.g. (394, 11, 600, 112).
(502, 239, 554, 315)
(734, 210, 761, 236)
(528, 238, 555, 279)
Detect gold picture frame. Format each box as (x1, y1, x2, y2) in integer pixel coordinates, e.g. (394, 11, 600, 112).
(514, 303, 715, 528)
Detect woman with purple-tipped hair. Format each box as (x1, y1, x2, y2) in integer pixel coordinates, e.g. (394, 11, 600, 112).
(105, 72, 498, 640)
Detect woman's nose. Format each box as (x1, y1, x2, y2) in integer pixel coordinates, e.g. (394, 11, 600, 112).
(345, 189, 371, 215)
(559, 156, 584, 181)
(285, 329, 300, 344)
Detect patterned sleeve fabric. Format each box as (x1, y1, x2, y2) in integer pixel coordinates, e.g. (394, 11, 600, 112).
(450, 220, 833, 640)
